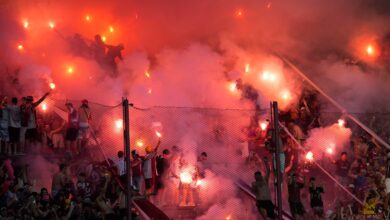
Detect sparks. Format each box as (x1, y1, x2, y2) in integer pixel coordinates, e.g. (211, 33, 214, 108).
(196, 179, 204, 186)
(180, 171, 193, 184)
(260, 121, 268, 131)
(49, 83, 56, 90)
(136, 139, 144, 147)
(281, 90, 291, 100)
(17, 44, 23, 51)
(109, 26, 114, 33)
(236, 9, 243, 17)
(261, 71, 276, 82)
(67, 66, 74, 74)
(115, 119, 123, 129)
(155, 131, 162, 138)
(337, 119, 345, 128)
(48, 21, 55, 29)
(85, 15, 91, 21)
(226, 215, 232, 220)
(145, 71, 151, 78)
(229, 82, 237, 92)
(245, 64, 250, 73)
(305, 151, 314, 161)
(101, 36, 107, 42)
(41, 103, 47, 112)
(23, 20, 29, 29)
(326, 147, 333, 154)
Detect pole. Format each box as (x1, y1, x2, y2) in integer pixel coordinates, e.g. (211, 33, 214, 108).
(123, 98, 132, 220)
(279, 56, 390, 149)
(272, 102, 283, 220)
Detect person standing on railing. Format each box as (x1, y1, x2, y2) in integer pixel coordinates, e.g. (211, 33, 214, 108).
(142, 139, 161, 197)
(309, 177, 324, 220)
(251, 156, 276, 219)
(77, 99, 91, 154)
(288, 173, 307, 220)
(65, 102, 79, 157)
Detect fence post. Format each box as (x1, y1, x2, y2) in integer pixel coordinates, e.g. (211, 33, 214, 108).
(122, 98, 132, 220)
(272, 101, 283, 220)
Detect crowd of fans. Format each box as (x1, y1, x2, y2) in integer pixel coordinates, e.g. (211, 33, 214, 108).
(0, 88, 389, 220)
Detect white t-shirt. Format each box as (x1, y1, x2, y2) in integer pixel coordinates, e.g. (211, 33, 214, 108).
(116, 157, 126, 176)
(7, 105, 21, 128)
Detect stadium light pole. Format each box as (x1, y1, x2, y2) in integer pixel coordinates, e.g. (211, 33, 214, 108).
(123, 98, 132, 220)
(272, 101, 283, 220)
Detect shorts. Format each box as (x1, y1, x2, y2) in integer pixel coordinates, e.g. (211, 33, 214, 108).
(52, 133, 65, 148)
(25, 128, 39, 142)
(66, 128, 79, 141)
(289, 201, 306, 216)
(8, 127, 20, 143)
(78, 124, 89, 139)
(145, 178, 153, 190)
(256, 200, 275, 218)
(20, 127, 27, 142)
(312, 206, 324, 217)
(0, 125, 9, 142)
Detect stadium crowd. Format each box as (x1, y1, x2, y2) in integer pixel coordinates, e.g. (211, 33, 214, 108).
(0, 89, 389, 220)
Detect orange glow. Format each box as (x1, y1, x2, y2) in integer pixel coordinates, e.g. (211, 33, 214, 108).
(229, 82, 237, 92)
(41, 103, 47, 112)
(145, 71, 151, 78)
(226, 215, 232, 220)
(366, 44, 374, 56)
(180, 171, 193, 184)
(48, 21, 55, 29)
(17, 44, 23, 51)
(23, 20, 29, 29)
(236, 9, 243, 17)
(326, 147, 333, 154)
(260, 121, 268, 131)
(115, 119, 123, 129)
(261, 71, 276, 82)
(245, 63, 250, 73)
(155, 131, 162, 138)
(67, 66, 74, 74)
(337, 119, 345, 128)
(148, 89, 152, 94)
(196, 179, 204, 186)
(109, 26, 114, 33)
(305, 151, 314, 161)
(101, 36, 107, 42)
(136, 139, 144, 147)
(85, 15, 91, 21)
(49, 83, 56, 90)
(281, 90, 291, 100)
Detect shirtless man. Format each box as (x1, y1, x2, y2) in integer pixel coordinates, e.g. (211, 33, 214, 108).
(51, 164, 68, 198)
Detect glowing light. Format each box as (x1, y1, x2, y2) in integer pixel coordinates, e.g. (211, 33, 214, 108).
(281, 90, 291, 100)
(23, 20, 29, 29)
(229, 82, 237, 92)
(49, 83, 56, 90)
(180, 171, 193, 184)
(155, 131, 162, 138)
(366, 44, 374, 56)
(101, 36, 107, 42)
(115, 119, 123, 129)
(145, 71, 151, 78)
(261, 71, 276, 82)
(267, 2, 272, 9)
(136, 139, 144, 147)
(245, 64, 250, 73)
(85, 15, 91, 21)
(67, 66, 74, 74)
(236, 9, 243, 17)
(41, 103, 47, 112)
(326, 147, 333, 154)
(337, 119, 345, 128)
(109, 26, 114, 33)
(48, 21, 55, 29)
(260, 121, 268, 131)
(148, 89, 152, 94)
(196, 179, 204, 186)
(17, 44, 23, 51)
(305, 151, 314, 161)
(226, 215, 232, 220)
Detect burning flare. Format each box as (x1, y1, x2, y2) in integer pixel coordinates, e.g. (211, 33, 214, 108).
(49, 83, 56, 90)
(115, 119, 123, 129)
(136, 139, 144, 147)
(41, 103, 47, 112)
(48, 21, 55, 29)
(85, 15, 91, 21)
(67, 66, 74, 74)
(260, 121, 268, 131)
(229, 82, 237, 92)
(326, 147, 333, 154)
(337, 119, 345, 128)
(245, 63, 250, 73)
(145, 71, 151, 78)
(23, 20, 29, 29)
(109, 26, 114, 33)
(101, 36, 107, 42)
(155, 131, 162, 138)
(305, 151, 314, 161)
(180, 171, 193, 184)
(17, 44, 23, 51)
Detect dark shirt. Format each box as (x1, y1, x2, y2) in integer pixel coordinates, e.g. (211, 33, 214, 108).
(288, 182, 304, 203)
(335, 160, 350, 177)
(156, 157, 170, 177)
(309, 186, 324, 207)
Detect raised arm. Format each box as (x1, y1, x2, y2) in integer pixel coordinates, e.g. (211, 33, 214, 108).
(33, 92, 50, 107)
(154, 139, 161, 153)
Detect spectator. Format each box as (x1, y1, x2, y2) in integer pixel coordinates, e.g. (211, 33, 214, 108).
(143, 140, 161, 196)
(116, 151, 126, 183)
(76, 172, 92, 199)
(77, 99, 91, 153)
(309, 177, 324, 220)
(157, 149, 171, 206)
(131, 150, 143, 193)
(19, 97, 27, 154)
(7, 97, 21, 155)
(0, 96, 10, 155)
(65, 102, 79, 156)
(288, 173, 307, 219)
(51, 163, 68, 198)
(251, 157, 275, 219)
(331, 152, 351, 186)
